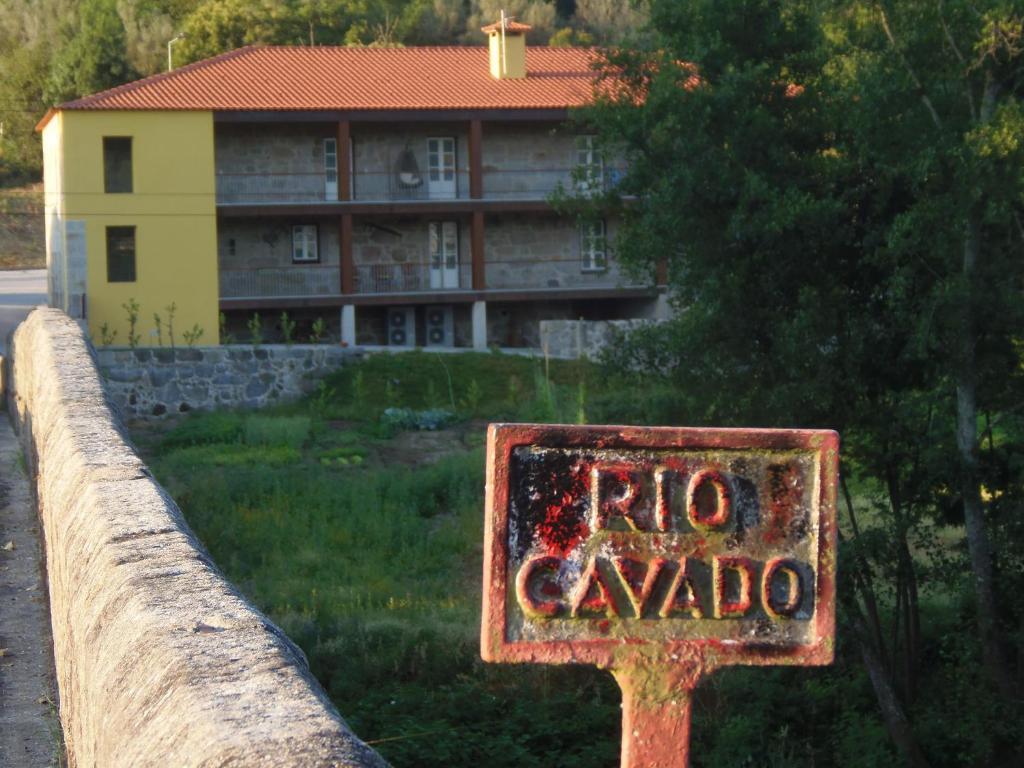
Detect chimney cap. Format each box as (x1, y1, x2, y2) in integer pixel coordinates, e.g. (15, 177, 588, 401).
(481, 19, 532, 35)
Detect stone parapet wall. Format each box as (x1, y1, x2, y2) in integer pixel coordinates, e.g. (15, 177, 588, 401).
(7, 308, 388, 768)
(95, 344, 356, 419)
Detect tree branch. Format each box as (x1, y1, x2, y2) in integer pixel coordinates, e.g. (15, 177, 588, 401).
(937, 0, 967, 63)
(879, 5, 945, 130)
(937, 0, 978, 119)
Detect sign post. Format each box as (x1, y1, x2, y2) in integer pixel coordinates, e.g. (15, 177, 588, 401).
(482, 424, 838, 768)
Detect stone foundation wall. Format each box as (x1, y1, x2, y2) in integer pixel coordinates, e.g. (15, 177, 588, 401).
(7, 308, 387, 768)
(95, 344, 356, 419)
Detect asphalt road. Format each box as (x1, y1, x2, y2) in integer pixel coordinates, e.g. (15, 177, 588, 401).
(0, 270, 46, 355)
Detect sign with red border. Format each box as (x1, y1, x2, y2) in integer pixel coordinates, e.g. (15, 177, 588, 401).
(481, 424, 839, 767)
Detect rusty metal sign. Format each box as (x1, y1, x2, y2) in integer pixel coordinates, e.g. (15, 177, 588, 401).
(482, 424, 838, 768)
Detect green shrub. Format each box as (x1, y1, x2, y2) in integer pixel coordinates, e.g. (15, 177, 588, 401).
(157, 412, 244, 452)
(244, 415, 311, 448)
(157, 444, 301, 471)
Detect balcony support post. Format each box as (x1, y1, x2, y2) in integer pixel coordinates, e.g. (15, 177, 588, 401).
(471, 210, 485, 290)
(340, 213, 354, 294)
(337, 120, 351, 201)
(472, 300, 488, 351)
(469, 119, 483, 199)
(340, 304, 356, 346)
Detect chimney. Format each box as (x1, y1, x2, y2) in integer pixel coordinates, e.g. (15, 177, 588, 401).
(482, 12, 531, 79)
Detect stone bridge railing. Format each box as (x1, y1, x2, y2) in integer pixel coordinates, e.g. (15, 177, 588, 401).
(6, 308, 388, 768)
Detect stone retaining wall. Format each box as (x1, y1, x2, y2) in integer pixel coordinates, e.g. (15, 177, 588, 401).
(7, 308, 388, 768)
(95, 344, 357, 419)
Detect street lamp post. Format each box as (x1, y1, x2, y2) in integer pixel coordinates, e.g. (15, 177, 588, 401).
(167, 34, 185, 72)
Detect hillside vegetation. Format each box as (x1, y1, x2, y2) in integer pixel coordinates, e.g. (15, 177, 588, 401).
(0, 183, 44, 268)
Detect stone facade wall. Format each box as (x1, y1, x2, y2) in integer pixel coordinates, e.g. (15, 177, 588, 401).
(96, 344, 355, 419)
(215, 124, 333, 203)
(215, 123, 330, 175)
(7, 308, 387, 768)
(539, 318, 660, 359)
(484, 213, 626, 290)
(480, 124, 576, 198)
(219, 218, 341, 269)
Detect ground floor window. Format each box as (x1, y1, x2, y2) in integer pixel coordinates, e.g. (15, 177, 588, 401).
(106, 226, 136, 282)
(292, 224, 319, 262)
(580, 220, 607, 272)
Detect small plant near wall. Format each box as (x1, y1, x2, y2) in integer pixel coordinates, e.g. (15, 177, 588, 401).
(164, 302, 177, 349)
(309, 316, 325, 344)
(153, 313, 163, 346)
(99, 323, 117, 346)
(121, 299, 141, 348)
(247, 312, 263, 347)
(280, 311, 296, 345)
(182, 324, 204, 348)
(219, 312, 236, 344)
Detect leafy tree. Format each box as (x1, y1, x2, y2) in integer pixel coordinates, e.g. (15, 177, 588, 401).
(398, 0, 467, 45)
(581, 0, 1024, 764)
(465, 0, 557, 44)
(44, 0, 138, 104)
(572, 0, 648, 44)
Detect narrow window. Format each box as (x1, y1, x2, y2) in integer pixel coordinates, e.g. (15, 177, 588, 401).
(106, 226, 136, 282)
(103, 137, 133, 193)
(292, 224, 319, 263)
(580, 220, 607, 272)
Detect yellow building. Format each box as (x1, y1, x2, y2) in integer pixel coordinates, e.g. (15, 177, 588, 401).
(38, 109, 220, 345)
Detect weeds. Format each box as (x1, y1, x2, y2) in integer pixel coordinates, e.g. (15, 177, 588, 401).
(183, 324, 204, 348)
(248, 313, 263, 347)
(165, 302, 177, 349)
(121, 299, 140, 348)
(281, 312, 296, 345)
(99, 323, 117, 346)
(310, 317, 326, 343)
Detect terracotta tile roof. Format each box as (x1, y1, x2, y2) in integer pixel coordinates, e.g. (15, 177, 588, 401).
(56, 45, 599, 113)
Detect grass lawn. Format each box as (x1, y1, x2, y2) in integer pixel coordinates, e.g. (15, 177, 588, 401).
(136, 352, 624, 767)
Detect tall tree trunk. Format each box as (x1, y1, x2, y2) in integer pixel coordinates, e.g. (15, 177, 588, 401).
(845, 602, 933, 768)
(958, 205, 1012, 701)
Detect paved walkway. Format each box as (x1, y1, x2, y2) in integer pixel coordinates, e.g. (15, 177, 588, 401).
(0, 413, 60, 766)
(0, 269, 46, 355)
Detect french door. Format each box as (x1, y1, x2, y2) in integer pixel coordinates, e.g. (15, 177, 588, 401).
(429, 221, 459, 289)
(427, 137, 456, 199)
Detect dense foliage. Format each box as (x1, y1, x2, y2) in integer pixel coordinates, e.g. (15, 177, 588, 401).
(0, 0, 648, 183)
(576, 1, 1024, 764)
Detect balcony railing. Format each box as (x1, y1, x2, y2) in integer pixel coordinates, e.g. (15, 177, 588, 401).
(219, 258, 650, 300)
(220, 265, 340, 298)
(215, 167, 626, 205)
(354, 262, 473, 294)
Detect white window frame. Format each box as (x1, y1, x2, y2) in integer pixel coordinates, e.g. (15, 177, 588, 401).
(292, 224, 319, 263)
(324, 138, 338, 201)
(576, 135, 604, 196)
(580, 220, 607, 273)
